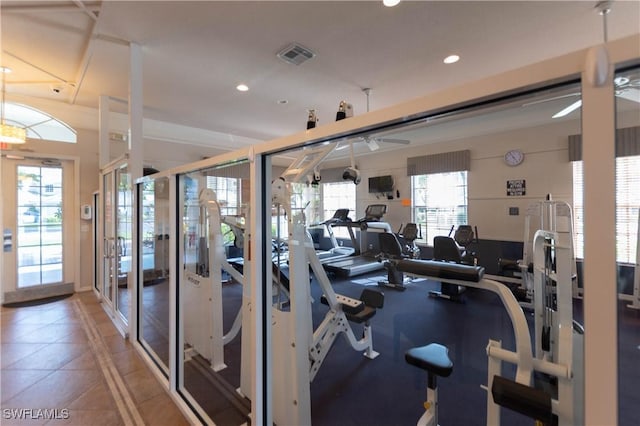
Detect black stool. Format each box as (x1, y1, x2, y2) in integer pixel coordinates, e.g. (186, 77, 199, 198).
(405, 343, 453, 425)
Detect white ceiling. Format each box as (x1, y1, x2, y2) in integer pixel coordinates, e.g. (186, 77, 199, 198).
(2, 1, 639, 148)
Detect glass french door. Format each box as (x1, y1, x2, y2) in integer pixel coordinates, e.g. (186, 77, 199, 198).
(1, 157, 74, 302)
(16, 164, 64, 287)
(100, 161, 132, 329)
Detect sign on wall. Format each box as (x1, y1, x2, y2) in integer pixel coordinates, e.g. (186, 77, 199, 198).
(507, 179, 526, 196)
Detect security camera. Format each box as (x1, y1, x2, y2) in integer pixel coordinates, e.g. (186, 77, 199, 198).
(342, 167, 361, 185)
(306, 109, 318, 130)
(335, 101, 354, 121)
(311, 170, 321, 186)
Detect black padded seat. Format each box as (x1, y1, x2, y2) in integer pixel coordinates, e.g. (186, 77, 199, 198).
(379, 232, 404, 258)
(321, 288, 384, 323)
(396, 259, 484, 282)
(405, 343, 454, 378)
(433, 236, 462, 263)
(347, 288, 384, 323)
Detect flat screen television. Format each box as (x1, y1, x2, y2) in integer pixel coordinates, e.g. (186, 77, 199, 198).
(368, 175, 394, 193)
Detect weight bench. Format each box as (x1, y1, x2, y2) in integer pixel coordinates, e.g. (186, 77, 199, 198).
(310, 288, 385, 381)
(320, 288, 384, 323)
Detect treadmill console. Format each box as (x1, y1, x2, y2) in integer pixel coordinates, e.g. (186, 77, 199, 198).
(363, 204, 387, 222)
(332, 208, 351, 222)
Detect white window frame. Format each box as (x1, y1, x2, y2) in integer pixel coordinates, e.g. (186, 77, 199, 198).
(411, 171, 468, 245)
(321, 181, 356, 239)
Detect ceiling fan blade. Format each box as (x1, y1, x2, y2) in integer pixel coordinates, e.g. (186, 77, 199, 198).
(616, 88, 640, 103)
(377, 138, 410, 145)
(522, 92, 580, 107)
(367, 139, 380, 151)
(552, 99, 582, 118)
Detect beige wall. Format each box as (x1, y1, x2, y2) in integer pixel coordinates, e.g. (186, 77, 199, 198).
(324, 118, 582, 243)
(331, 108, 640, 244)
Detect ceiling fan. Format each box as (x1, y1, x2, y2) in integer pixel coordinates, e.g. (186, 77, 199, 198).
(551, 1, 640, 118)
(551, 75, 640, 118)
(337, 88, 411, 151)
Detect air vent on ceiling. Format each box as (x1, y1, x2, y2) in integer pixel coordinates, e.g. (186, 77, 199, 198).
(277, 43, 316, 65)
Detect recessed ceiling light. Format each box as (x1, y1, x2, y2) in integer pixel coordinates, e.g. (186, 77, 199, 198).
(443, 55, 460, 64)
(383, 0, 401, 7)
(0, 66, 12, 74)
(236, 84, 249, 92)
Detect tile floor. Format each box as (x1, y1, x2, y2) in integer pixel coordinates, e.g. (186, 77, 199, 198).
(1, 291, 190, 426)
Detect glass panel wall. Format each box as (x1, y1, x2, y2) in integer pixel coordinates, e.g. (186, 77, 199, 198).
(264, 82, 584, 425)
(116, 165, 132, 321)
(177, 160, 251, 424)
(615, 66, 640, 425)
(137, 176, 171, 370)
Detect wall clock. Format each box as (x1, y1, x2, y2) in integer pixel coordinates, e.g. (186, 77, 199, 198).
(504, 149, 525, 166)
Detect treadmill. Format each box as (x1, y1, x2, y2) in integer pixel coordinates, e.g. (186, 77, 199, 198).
(323, 204, 391, 277)
(311, 209, 357, 264)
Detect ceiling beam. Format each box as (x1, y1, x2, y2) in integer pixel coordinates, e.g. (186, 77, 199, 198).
(68, 1, 105, 104)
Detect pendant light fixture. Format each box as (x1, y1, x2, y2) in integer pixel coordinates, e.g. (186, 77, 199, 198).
(1, 66, 26, 145)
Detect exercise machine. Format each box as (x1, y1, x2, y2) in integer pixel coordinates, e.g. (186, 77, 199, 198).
(183, 187, 252, 403)
(376, 225, 421, 291)
(323, 203, 392, 277)
(270, 145, 385, 425)
(493, 195, 578, 308)
(397, 222, 422, 259)
(624, 208, 640, 309)
(404, 343, 454, 426)
(428, 224, 478, 302)
(310, 208, 357, 264)
(379, 228, 582, 424)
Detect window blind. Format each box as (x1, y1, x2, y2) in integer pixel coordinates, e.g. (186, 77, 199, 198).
(568, 126, 640, 161)
(573, 156, 640, 264)
(407, 150, 470, 176)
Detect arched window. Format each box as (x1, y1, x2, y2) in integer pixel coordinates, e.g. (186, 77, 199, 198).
(5, 103, 77, 143)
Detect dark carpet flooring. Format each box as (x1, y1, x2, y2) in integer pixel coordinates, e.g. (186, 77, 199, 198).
(139, 268, 640, 425)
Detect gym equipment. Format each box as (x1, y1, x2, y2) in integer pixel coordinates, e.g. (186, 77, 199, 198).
(323, 204, 392, 277)
(376, 227, 421, 291)
(428, 225, 478, 302)
(390, 230, 582, 424)
(183, 187, 251, 400)
(625, 208, 640, 309)
(311, 208, 357, 264)
(405, 343, 454, 426)
(270, 146, 385, 426)
(492, 195, 578, 308)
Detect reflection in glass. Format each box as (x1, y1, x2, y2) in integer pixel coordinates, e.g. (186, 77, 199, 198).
(103, 171, 114, 302)
(265, 82, 586, 424)
(139, 177, 171, 369)
(178, 163, 250, 424)
(116, 166, 132, 321)
(614, 66, 640, 424)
